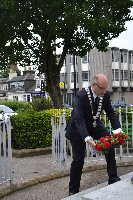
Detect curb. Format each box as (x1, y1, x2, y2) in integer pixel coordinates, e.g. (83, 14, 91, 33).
(12, 147, 52, 158)
(0, 160, 133, 199)
(12, 147, 133, 158)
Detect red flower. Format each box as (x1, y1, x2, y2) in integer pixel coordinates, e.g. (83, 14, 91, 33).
(95, 131, 128, 153)
(119, 139, 125, 144)
(103, 141, 110, 149)
(112, 141, 117, 145)
(115, 133, 121, 137)
(95, 144, 103, 151)
(99, 137, 105, 143)
(123, 134, 128, 139)
(118, 137, 122, 141)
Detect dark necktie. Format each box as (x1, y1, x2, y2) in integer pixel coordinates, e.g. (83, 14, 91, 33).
(94, 97, 99, 115)
(95, 96, 99, 106)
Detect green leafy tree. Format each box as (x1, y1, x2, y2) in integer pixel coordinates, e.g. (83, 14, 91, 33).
(0, 0, 132, 108)
(0, 67, 21, 78)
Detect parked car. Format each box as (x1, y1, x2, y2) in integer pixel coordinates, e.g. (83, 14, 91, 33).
(0, 105, 17, 122)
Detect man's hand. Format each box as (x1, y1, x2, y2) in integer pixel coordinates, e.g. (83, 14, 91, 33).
(87, 139, 96, 149)
(112, 128, 122, 134)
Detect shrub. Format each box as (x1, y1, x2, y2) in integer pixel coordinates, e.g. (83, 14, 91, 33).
(10, 106, 132, 149)
(31, 96, 53, 111)
(0, 100, 33, 112)
(11, 110, 52, 149)
(10, 108, 71, 149)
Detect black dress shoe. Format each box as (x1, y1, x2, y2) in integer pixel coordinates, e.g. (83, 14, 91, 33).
(108, 176, 121, 185)
(69, 192, 75, 196)
(69, 191, 79, 196)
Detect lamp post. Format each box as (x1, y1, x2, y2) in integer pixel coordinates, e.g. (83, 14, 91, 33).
(73, 52, 76, 97)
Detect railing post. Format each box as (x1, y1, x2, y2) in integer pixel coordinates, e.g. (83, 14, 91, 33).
(119, 107, 123, 160)
(126, 106, 129, 156)
(0, 122, 2, 183)
(51, 109, 67, 169)
(0, 114, 13, 186)
(128, 106, 133, 148)
(6, 116, 13, 185)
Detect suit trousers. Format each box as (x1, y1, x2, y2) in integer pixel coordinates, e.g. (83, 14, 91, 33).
(69, 141, 117, 194)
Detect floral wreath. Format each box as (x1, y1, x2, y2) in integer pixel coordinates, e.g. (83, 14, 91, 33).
(95, 131, 128, 154)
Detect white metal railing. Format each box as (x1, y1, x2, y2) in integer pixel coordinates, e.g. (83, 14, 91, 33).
(51, 106, 133, 167)
(0, 113, 13, 186)
(51, 110, 67, 169)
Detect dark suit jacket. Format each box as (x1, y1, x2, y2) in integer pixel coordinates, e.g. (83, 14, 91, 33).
(66, 87, 121, 144)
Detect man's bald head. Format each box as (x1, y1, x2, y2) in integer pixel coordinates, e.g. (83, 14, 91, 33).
(92, 74, 108, 97)
(93, 74, 108, 86)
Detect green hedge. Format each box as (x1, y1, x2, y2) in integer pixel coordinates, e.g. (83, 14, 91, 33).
(0, 100, 33, 112)
(11, 110, 52, 149)
(9, 107, 132, 149)
(0, 98, 53, 112)
(11, 109, 71, 149)
(31, 96, 53, 111)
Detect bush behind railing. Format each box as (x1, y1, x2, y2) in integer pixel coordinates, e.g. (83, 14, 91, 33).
(9, 107, 132, 149)
(0, 100, 33, 112)
(11, 109, 71, 149)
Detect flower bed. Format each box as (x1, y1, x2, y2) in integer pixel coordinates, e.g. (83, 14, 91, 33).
(95, 132, 128, 154)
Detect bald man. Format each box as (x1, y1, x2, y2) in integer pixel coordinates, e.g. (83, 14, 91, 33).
(66, 74, 122, 196)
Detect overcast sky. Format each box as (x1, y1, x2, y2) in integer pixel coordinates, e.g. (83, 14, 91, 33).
(109, 8, 133, 50)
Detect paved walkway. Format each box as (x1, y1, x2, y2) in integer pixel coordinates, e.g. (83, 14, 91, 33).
(0, 150, 133, 199)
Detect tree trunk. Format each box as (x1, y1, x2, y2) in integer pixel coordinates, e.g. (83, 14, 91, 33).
(40, 41, 68, 108)
(43, 60, 63, 109)
(49, 85, 62, 108)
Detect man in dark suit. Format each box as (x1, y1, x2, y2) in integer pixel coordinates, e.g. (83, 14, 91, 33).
(66, 74, 122, 196)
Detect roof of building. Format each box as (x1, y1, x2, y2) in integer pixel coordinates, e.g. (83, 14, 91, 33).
(8, 74, 35, 82)
(26, 83, 36, 92)
(0, 77, 9, 83)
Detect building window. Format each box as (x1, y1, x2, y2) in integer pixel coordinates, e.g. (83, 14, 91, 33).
(70, 55, 78, 64)
(121, 52, 128, 63)
(82, 71, 88, 81)
(121, 70, 128, 80)
(71, 72, 78, 83)
(77, 72, 78, 83)
(123, 52, 128, 63)
(112, 50, 120, 62)
(124, 70, 128, 80)
(130, 71, 133, 81)
(70, 56, 73, 64)
(71, 72, 74, 82)
(129, 53, 133, 64)
(23, 95, 26, 101)
(121, 53, 123, 63)
(82, 55, 87, 63)
(10, 84, 15, 89)
(27, 95, 30, 102)
(112, 51, 114, 61)
(112, 69, 119, 81)
(60, 73, 67, 84)
(121, 70, 123, 80)
(36, 80, 40, 88)
(13, 96, 18, 101)
(82, 54, 90, 63)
